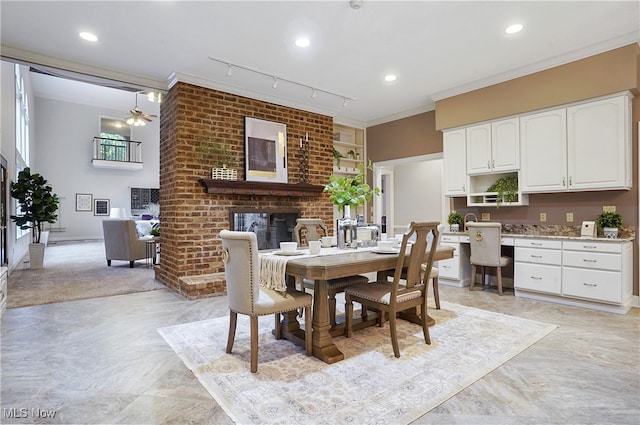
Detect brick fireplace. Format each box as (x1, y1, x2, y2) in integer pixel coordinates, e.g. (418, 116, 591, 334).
(155, 82, 334, 299)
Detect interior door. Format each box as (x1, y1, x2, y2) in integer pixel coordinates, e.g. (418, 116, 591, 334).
(1, 155, 7, 266)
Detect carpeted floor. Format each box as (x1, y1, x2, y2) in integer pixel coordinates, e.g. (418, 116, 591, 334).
(159, 301, 557, 425)
(7, 240, 165, 308)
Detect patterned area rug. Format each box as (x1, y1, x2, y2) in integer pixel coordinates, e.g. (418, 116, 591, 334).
(8, 240, 164, 308)
(159, 302, 557, 425)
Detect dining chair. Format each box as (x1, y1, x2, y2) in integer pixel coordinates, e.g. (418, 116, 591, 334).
(294, 218, 369, 329)
(344, 222, 440, 358)
(219, 230, 312, 373)
(466, 222, 512, 295)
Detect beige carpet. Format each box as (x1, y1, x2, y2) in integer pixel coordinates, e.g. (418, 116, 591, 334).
(159, 301, 557, 425)
(7, 240, 165, 308)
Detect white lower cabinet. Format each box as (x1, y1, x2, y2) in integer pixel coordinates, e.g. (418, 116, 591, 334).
(437, 235, 470, 287)
(561, 241, 632, 307)
(515, 238, 632, 314)
(514, 239, 562, 295)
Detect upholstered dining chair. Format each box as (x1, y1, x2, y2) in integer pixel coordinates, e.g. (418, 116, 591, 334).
(294, 218, 369, 329)
(344, 222, 440, 358)
(467, 222, 512, 295)
(219, 230, 312, 373)
(102, 219, 153, 268)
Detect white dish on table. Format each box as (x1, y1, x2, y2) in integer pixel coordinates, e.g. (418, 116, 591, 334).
(371, 248, 399, 254)
(272, 251, 304, 256)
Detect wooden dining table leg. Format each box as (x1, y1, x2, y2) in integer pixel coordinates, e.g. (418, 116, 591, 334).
(311, 279, 344, 363)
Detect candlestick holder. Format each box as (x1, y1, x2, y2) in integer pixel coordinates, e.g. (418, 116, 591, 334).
(297, 137, 309, 183)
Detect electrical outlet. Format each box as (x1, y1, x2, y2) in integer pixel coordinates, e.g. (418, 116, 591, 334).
(481, 213, 490, 221)
(566, 212, 574, 222)
(603, 206, 616, 213)
(540, 212, 547, 222)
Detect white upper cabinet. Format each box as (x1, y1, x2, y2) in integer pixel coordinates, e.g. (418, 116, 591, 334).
(491, 118, 520, 172)
(466, 119, 519, 175)
(521, 92, 631, 193)
(566, 94, 631, 190)
(520, 109, 567, 192)
(465, 124, 491, 174)
(443, 128, 467, 196)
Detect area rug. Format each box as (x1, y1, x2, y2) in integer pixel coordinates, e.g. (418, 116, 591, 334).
(8, 240, 165, 308)
(159, 302, 557, 425)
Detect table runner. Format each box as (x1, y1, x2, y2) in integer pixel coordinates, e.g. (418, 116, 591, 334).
(259, 246, 376, 291)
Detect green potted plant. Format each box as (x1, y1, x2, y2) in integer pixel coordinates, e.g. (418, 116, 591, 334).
(595, 211, 622, 238)
(447, 211, 463, 232)
(324, 162, 380, 214)
(196, 137, 237, 180)
(333, 147, 345, 168)
(10, 167, 60, 269)
(487, 175, 519, 208)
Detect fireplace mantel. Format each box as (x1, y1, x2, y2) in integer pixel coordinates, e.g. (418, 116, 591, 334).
(199, 179, 325, 197)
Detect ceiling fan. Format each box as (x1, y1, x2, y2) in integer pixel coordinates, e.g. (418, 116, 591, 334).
(125, 93, 157, 126)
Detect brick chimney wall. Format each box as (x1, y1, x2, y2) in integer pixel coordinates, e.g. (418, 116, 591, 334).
(155, 82, 335, 298)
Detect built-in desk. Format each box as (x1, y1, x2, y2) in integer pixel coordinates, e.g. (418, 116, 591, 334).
(439, 231, 634, 314)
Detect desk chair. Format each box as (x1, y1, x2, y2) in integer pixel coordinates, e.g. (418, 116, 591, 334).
(219, 230, 312, 373)
(293, 218, 368, 329)
(467, 222, 512, 295)
(345, 222, 440, 358)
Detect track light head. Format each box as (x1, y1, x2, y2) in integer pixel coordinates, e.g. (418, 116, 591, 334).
(272, 77, 278, 89)
(311, 88, 317, 99)
(226, 64, 233, 77)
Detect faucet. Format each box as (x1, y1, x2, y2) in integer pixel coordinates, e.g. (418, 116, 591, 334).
(463, 213, 478, 232)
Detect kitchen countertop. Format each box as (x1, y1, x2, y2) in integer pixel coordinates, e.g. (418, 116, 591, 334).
(442, 231, 635, 242)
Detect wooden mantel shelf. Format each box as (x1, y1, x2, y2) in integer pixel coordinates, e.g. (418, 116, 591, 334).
(199, 179, 325, 197)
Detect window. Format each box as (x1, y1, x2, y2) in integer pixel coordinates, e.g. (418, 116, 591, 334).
(14, 65, 29, 238)
(98, 117, 130, 162)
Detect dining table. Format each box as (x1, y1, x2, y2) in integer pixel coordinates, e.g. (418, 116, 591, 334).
(276, 245, 455, 364)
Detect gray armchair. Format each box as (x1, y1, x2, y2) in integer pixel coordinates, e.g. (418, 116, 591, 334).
(102, 219, 152, 268)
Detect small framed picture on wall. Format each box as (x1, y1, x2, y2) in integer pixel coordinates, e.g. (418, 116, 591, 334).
(76, 193, 93, 211)
(94, 199, 110, 216)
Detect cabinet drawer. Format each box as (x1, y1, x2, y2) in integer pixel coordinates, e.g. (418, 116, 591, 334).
(515, 247, 562, 265)
(562, 240, 622, 254)
(562, 268, 622, 304)
(515, 263, 561, 294)
(437, 257, 460, 279)
(515, 238, 562, 249)
(441, 235, 459, 244)
(562, 250, 621, 271)
(501, 237, 514, 246)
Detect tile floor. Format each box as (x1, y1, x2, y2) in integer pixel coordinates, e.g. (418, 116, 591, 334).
(1, 283, 639, 424)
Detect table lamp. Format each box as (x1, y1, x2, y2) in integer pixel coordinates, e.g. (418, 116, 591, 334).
(109, 207, 127, 219)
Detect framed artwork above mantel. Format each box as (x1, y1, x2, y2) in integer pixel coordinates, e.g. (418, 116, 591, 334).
(244, 117, 287, 183)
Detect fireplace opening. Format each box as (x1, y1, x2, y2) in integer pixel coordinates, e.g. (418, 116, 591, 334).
(230, 208, 300, 250)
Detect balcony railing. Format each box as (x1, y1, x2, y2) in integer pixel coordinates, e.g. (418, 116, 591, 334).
(91, 137, 143, 170)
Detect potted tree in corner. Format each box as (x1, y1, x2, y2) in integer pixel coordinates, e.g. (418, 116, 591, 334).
(595, 210, 622, 239)
(10, 167, 60, 269)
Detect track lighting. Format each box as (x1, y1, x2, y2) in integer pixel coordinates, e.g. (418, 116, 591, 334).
(208, 56, 356, 107)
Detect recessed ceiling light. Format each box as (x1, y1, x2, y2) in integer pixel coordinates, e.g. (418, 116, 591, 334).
(505, 24, 524, 34)
(295, 37, 310, 47)
(79, 31, 98, 42)
(384, 74, 397, 82)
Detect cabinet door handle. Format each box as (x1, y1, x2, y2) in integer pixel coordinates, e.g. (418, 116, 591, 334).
(583, 259, 597, 263)
(462, 184, 466, 191)
(569, 176, 573, 186)
(583, 283, 597, 287)
(583, 245, 597, 249)
(531, 242, 543, 246)
(530, 255, 543, 258)
(492, 160, 495, 168)
(531, 276, 542, 280)
(442, 265, 451, 269)
(563, 177, 565, 186)
(487, 160, 491, 169)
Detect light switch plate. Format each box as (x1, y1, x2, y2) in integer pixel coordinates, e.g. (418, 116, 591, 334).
(481, 213, 490, 221)
(566, 212, 574, 222)
(603, 206, 616, 213)
(540, 212, 547, 222)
